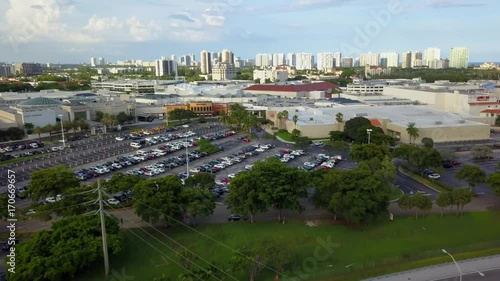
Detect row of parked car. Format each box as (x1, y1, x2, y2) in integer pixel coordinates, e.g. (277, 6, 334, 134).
(301, 154, 343, 171)
(0, 141, 44, 153)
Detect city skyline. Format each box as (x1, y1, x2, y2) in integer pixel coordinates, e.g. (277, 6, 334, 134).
(0, 0, 499, 63)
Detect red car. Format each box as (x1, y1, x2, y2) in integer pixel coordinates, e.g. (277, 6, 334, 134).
(452, 161, 461, 166)
(220, 178, 231, 183)
(242, 138, 250, 142)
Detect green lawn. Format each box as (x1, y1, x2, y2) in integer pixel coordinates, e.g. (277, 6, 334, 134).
(388, 185, 403, 201)
(79, 211, 500, 281)
(275, 131, 294, 142)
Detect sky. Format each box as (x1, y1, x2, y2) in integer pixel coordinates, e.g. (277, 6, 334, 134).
(0, 0, 498, 63)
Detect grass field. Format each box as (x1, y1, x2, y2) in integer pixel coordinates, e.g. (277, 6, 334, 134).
(275, 131, 295, 142)
(78, 211, 500, 281)
(388, 185, 403, 201)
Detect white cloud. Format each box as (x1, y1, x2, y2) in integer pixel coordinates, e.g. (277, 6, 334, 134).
(84, 16, 124, 32)
(126, 16, 161, 42)
(202, 9, 226, 27)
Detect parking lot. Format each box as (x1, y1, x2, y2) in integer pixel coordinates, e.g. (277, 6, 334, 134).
(0, 123, 226, 191)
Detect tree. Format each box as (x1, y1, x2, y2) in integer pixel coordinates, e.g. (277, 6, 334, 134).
(436, 192, 453, 218)
(455, 164, 486, 193)
(335, 112, 344, 124)
(231, 246, 271, 281)
(185, 173, 216, 190)
(292, 114, 299, 129)
(471, 145, 493, 160)
(329, 130, 348, 141)
(406, 122, 419, 144)
(43, 124, 56, 139)
(344, 116, 371, 140)
(409, 147, 443, 176)
(34, 126, 44, 140)
(225, 172, 268, 223)
(312, 170, 344, 220)
(181, 187, 216, 226)
(392, 144, 420, 161)
(0, 193, 8, 219)
(252, 159, 309, 222)
(486, 172, 500, 196)
(77, 119, 89, 132)
(23, 122, 34, 134)
(421, 137, 434, 148)
(132, 176, 184, 225)
(438, 149, 458, 162)
(350, 143, 390, 162)
(63, 120, 74, 133)
(101, 114, 117, 129)
(398, 194, 413, 212)
(116, 112, 129, 125)
(410, 193, 426, 219)
(104, 173, 143, 194)
(95, 111, 104, 122)
(291, 129, 301, 138)
(453, 188, 472, 216)
(7, 215, 123, 281)
(27, 165, 80, 202)
(197, 139, 220, 154)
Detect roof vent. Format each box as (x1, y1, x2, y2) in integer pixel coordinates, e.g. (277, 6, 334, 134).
(458, 120, 465, 123)
(435, 121, 443, 125)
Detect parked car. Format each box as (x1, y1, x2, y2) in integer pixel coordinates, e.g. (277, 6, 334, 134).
(428, 173, 441, 179)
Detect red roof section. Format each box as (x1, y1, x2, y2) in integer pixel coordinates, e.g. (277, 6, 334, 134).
(370, 119, 382, 127)
(481, 109, 500, 114)
(469, 102, 500, 105)
(244, 81, 340, 92)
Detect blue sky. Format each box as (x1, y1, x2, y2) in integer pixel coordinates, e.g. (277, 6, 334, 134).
(0, 0, 498, 63)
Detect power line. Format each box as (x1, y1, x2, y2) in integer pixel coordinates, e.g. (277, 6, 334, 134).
(107, 203, 239, 281)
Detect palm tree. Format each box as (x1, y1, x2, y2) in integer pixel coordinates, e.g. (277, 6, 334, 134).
(276, 112, 284, 129)
(63, 120, 73, 133)
(23, 122, 34, 134)
(77, 119, 89, 132)
(406, 122, 419, 144)
(43, 124, 55, 140)
(335, 112, 343, 123)
(102, 114, 117, 129)
(218, 111, 231, 127)
(292, 114, 299, 129)
(33, 126, 44, 140)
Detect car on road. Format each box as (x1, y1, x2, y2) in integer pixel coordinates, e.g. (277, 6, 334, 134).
(228, 173, 236, 179)
(428, 173, 441, 179)
(242, 138, 250, 142)
(107, 198, 120, 205)
(115, 136, 125, 141)
(228, 214, 246, 221)
(45, 197, 56, 203)
(245, 164, 254, 170)
(26, 209, 36, 215)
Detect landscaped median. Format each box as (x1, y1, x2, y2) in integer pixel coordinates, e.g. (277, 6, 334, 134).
(400, 167, 455, 193)
(78, 211, 500, 281)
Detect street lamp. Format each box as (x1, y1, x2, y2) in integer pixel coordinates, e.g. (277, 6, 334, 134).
(442, 249, 462, 281)
(185, 135, 189, 178)
(58, 114, 66, 149)
(165, 104, 169, 127)
(366, 129, 373, 144)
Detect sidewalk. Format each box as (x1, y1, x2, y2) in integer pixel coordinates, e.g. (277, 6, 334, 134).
(364, 255, 500, 281)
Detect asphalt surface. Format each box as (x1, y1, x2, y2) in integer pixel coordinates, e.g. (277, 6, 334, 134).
(433, 268, 500, 281)
(0, 122, 226, 191)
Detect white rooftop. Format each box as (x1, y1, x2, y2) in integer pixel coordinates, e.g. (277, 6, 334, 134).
(271, 104, 488, 128)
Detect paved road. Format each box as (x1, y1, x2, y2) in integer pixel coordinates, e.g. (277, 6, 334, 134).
(366, 255, 500, 281)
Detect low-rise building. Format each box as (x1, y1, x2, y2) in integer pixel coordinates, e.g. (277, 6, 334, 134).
(243, 81, 340, 98)
(253, 69, 288, 84)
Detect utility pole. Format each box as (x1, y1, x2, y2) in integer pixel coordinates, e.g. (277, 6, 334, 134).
(98, 180, 110, 277)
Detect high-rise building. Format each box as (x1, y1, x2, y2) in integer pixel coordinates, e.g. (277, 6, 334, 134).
(90, 57, 97, 67)
(155, 59, 177, 77)
(212, 62, 236, 81)
(401, 51, 412, 68)
(411, 51, 422, 68)
(0, 64, 14, 77)
(449, 47, 469, 68)
(295, 53, 314, 70)
(286, 53, 296, 67)
(256, 54, 272, 68)
(428, 59, 449, 69)
(317, 52, 335, 70)
(200, 50, 212, 74)
(359, 53, 380, 66)
(221, 49, 234, 64)
(341, 57, 354, 67)
(380, 52, 399, 67)
(333, 52, 342, 67)
(272, 53, 285, 66)
(424, 48, 441, 66)
(14, 63, 43, 76)
(98, 57, 105, 65)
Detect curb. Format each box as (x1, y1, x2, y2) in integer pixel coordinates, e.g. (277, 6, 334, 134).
(398, 167, 441, 193)
(275, 135, 296, 144)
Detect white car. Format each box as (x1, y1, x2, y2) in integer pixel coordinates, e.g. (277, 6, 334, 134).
(215, 180, 227, 186)
(255, 148, 265, 152)
(45, 197, 56, 203)
(107, 198, 120, 205)
(214, 164, 226, 169)
(190, 168, 201, 173)
(428, 173, 441, 179)
(115, 136, 125, 141)
(280, 158, 290, 163)
(228, 173, 236, 179)
(26, 209, 36, 215)
(245, 164, 254, 170)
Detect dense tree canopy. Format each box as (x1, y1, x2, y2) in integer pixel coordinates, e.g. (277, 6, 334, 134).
(27, 165, 80, 202)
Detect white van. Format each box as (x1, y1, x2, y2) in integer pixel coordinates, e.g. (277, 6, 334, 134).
(130, 142, 142, 149)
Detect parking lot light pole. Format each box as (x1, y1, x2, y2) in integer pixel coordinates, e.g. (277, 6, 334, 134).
(165, 104, 169, 127)
(366, 129, 372, 144)
(58, 114, 66, 148)
(185, 135, 189, 178)
(442, 249, 462, 281)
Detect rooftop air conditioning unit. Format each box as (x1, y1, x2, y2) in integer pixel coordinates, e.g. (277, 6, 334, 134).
(435, 121, 443, 125)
